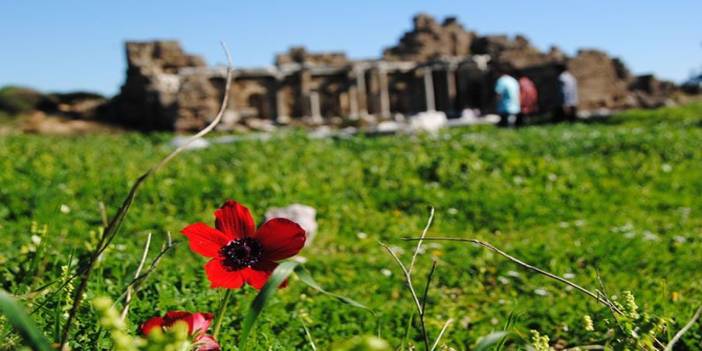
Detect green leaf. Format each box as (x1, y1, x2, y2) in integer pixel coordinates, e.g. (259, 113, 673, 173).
(295, 267, 373, 313)
(239, 261, 299, 351)
(475, 331, 511, 351)
(0, 290, 53, 351)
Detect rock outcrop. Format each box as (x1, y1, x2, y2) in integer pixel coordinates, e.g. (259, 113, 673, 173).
(383, 14, 475, 61)
(276, 47, 349, 66)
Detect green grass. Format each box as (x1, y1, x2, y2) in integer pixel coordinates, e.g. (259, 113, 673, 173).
(1, 103, 702, 350)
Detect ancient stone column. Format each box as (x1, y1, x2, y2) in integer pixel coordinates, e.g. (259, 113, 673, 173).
(349, 88, 359, 119)
(309, 91, 323, 123)
(424, 67, 436, 112)
(275, 80, 290, 123)
(379, 66, 391, 118)
(299, 67, 312, 117)
(355, 67, 368, 116)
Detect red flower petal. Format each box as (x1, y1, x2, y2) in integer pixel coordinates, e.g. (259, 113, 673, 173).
(195, 335, 221, 351)
(140, 316, 164, 335)
(254, 218, 306, 261)
(214, 200, 256, 238)
(242, 266, 274, 290)
(205, 258, 245, 289)
(182, 222, 231, 257)
(189, 312, 214, 336)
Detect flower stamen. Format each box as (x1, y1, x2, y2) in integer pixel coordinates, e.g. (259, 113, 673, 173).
(220, 237, 263, 270)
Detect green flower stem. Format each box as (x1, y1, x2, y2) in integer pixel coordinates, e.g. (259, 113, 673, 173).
(213, 288, 234, 339)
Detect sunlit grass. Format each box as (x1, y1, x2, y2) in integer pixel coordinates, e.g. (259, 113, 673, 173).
(1, 103, 701, 350)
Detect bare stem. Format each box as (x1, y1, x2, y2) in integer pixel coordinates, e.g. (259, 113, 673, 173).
(379, 241, 430, 351)
(113, 233, 177, 305)
(120, 232, 152, 321)
(664, 305, 702, 351)
(420, 260, 437, 315)
(213, 289, 234, 339)
(402, 237, 623, 314)
(58, 42, 234, 348)
(409, 207, 434, 274)
(430, 318, 453, 351)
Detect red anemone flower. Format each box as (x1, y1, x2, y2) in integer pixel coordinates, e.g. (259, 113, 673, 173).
(140, 311, 220, 351)
(182, 200, 306, 289)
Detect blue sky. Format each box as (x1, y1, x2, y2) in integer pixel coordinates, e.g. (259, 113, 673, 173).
(1, 1, 700, 96)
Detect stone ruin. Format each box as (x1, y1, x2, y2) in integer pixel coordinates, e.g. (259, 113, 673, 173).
(108, 13, 679, 131)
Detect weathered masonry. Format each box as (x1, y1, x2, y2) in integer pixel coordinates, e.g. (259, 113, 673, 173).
(110, 14, 675, 131)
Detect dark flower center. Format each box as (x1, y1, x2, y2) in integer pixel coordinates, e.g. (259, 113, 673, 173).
(220, 237, 263, 270)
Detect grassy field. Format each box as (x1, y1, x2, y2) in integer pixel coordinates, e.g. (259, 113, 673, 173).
(1, 103, 702, 350)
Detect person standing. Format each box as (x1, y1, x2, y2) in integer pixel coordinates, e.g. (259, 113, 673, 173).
(517, 71, 538, 126)
(554, 63, 578, 122)
(494, 65, 520, 127)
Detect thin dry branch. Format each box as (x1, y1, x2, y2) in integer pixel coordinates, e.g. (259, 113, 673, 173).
(402, 237, 623, 314)
(420, 260, 437, 315)
(379, 241, 430, 351)
(430, 318, 453, 351)
(113, 233, 177, 306)
(409, 207, 434, 274)
(664, 305, 702, 351)
(379, 242, 423, 317)
(58, 42, 234, 348)
(120, 232, 152, 321)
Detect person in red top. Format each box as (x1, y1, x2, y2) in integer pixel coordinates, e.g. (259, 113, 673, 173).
(517, 71, 538, 126)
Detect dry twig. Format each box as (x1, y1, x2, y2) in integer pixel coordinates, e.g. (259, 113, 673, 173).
(119, 232, 152, 321)
(409, 207, 434, 274)
(402, 237, 624, 314)
(58, 42, 234, 348)
(379, 208, 436, 351)
(430, 318, 453, 351)
(664, 305, 702, 351)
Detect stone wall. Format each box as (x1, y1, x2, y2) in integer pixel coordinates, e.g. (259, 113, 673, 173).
(568, 49, 634, 110)
(108, 15, 679, 131)
(111, 41, 209, 130)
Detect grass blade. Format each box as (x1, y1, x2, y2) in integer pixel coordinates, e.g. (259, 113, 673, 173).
(475, 331, 511, 351)
(239, 261, 299, 350)
(0, 290, 53, 351)
(299, 316, 317, 351)
(295, 267, 373, 313)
